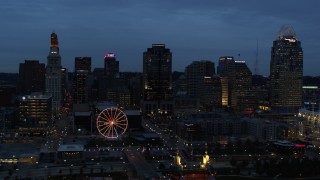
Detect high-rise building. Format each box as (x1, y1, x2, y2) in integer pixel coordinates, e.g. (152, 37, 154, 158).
(185, 60, 215, 97)
(46, 33, 62, 112)
(270, 26, 303, 114)
(75, 57, 91, 72)
(142, 44, 173, 116)
(185, 60, 219, 110)
(217, 57, 253, 112)
(231, 61, 253, 113)
(217, 56, 235, 106)
(18, 92, 52, 134)
(104, 53, 119, 77)
(18, 60, 45, 95)
(211, 76, 222, 108)
(73, 57, 91, 104)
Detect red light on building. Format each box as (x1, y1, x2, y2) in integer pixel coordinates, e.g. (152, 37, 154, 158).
(50, 33, 59, 47)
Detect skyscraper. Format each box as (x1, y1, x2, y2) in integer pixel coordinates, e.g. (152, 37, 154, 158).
(185, 60, 215, 97)
(231, 61, 253, 113)
(217, 56, 235, 106)
(185, 60, 219, 110)
(142, 44, 173, 116)
(18, 60, 45, 95)
(46, 32, 62, 112)
(73, 57, 91, 104)
(217, 57, 253, 112)
(75, 57, 91, 72)
(270, 26, 303, 114)
(104, 53, 119, 77)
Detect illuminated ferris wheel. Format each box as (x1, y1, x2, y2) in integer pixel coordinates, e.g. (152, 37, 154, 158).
(96, 107, 128, 139)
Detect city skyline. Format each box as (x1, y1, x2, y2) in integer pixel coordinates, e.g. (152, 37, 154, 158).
(1, 0, 320, 75)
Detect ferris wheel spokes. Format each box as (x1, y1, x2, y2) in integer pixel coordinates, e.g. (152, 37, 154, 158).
(96, 107, 128, 139)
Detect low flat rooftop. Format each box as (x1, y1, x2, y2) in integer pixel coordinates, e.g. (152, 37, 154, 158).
(0, 143, 39, 158)
(57, 144, 84, 152)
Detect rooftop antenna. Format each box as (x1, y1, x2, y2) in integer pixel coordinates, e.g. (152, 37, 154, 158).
(254, 40, 259, 75)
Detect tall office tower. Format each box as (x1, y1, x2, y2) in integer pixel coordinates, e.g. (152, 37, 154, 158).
(18, 60, 45, 95)
(231, 61, 253, 112)
(185, 60, 215, 97)
(270, 26, 303, 114)
(18, 92, 52, 133)
(198, 76, 222, 110)
(217, 56, 235, 76)
(185, 60, 218, 110)
(45, 32, 62, 112)
(142, 44, 173, 116)
(104, 53, 119, 77)
(217, 56, 235, 106)
(211, 76, 222, 107)
(75, 57, 91, 72)
(73, 57, 91, 104)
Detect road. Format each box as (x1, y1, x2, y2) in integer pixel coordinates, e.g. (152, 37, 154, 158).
(125, 147, 159, 179)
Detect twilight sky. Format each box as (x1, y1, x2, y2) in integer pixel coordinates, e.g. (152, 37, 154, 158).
(0, 0, 319, 76)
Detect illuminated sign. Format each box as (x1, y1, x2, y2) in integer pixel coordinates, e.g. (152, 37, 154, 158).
(104, 53, 115, 58)
(235, 61, 245, 63)
(219, 57, 233, 61)
(285, 38, 296, 42)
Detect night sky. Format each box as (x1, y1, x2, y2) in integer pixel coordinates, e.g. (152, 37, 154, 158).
(1, 0, 319, 76)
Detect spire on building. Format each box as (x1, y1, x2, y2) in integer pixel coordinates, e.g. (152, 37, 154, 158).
(50, 32, 59, 47)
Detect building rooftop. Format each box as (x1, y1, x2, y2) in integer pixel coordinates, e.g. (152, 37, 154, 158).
(0, 143, 39, 158)
(57, 144, 84, 152)
(73, 104, 90, 112)
(20, 92, 52, 100)
(74, 112, 92, 117)
(95, 101, 116, 111)
(124, 110, 140, 116)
